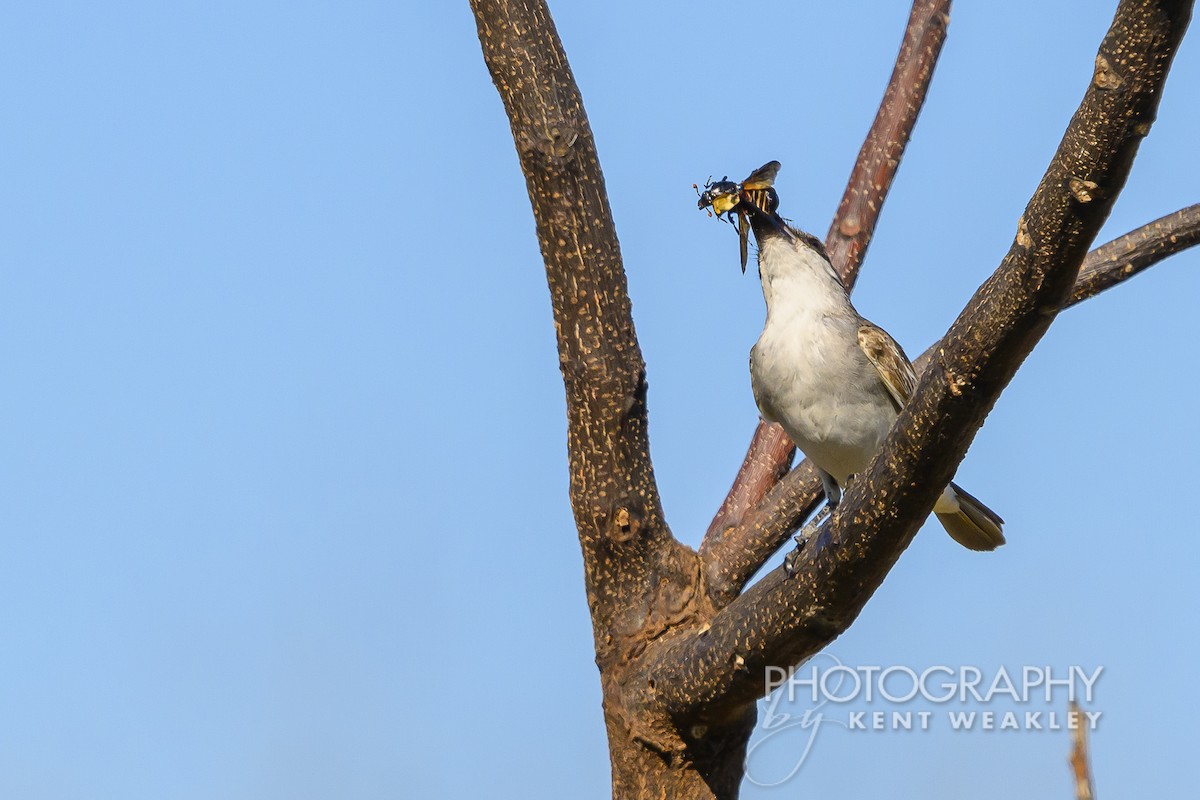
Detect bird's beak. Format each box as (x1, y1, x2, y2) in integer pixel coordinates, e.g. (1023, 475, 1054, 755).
(739, 194, 789, 234)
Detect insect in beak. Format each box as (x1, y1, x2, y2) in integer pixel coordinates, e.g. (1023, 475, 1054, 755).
(694, 161, 783, 275)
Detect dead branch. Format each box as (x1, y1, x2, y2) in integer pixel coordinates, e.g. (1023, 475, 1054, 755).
(1069, 701, 1096, 800)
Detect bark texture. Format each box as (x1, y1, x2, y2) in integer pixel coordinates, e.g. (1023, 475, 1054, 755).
(470, 0, 1194, 796)
(1071, 203, 1200, 302)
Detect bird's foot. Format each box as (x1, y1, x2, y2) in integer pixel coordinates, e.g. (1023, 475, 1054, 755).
(783, 506, 833, 578)
(783, 547, 803, 578)
(819, 471, 842, 509)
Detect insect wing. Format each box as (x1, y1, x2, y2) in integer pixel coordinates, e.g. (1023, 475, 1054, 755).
(741, 160, 781, 191)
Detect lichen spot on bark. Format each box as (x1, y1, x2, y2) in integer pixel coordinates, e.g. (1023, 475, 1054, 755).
(1093, 55, 1123, 90)
(1016, 216, 1033, 249)
(541, 126, 579, 158)
(1069, 178, 1099, 203)
(609, 506, 638, 543)
(944, 367, 968, 397)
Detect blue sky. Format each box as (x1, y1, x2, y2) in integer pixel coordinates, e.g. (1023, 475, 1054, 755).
(2, 2, 1197, 798)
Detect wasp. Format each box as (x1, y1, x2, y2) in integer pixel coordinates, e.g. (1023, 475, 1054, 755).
(694, 161, 781, 272)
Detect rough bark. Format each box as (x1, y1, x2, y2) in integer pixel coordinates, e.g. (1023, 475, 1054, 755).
(1071, 203, 1200, 302)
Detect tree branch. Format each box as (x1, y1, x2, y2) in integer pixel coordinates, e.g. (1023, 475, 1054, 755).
(702, 0, 952, 563)
(825, 0, 953, 288)
(648, 0, 1193, 722)
(470, 0, 686, 652)
(1069, 203, 1200, 304)
(704, 201, 1200, 603)
(701, 424, 795, 546)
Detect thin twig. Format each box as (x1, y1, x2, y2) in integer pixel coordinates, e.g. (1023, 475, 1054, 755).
(1068, 701, 1096, 800)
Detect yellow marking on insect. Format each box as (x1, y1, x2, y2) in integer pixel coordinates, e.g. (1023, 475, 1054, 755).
(711, 194, 740, 215)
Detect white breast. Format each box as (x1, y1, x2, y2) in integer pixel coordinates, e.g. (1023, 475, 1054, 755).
(749, 238, 897, 485)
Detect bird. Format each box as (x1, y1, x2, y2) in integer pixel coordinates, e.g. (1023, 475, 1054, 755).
(707, 161, 1004, 552)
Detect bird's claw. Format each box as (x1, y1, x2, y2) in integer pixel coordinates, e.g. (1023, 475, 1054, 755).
(783, 546, 803, 578)
(783, 506, 833, 578)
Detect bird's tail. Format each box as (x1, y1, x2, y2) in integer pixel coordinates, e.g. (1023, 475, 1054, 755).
(933, 482, 1005, 551)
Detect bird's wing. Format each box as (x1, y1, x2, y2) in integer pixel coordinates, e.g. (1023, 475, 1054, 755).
(857, 323, 918, 412)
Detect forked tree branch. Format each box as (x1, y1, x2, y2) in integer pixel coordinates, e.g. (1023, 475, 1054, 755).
(704, 201, 1200, 603)
(702, 0, 952, 555)
(645, 0, 1193, 721)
